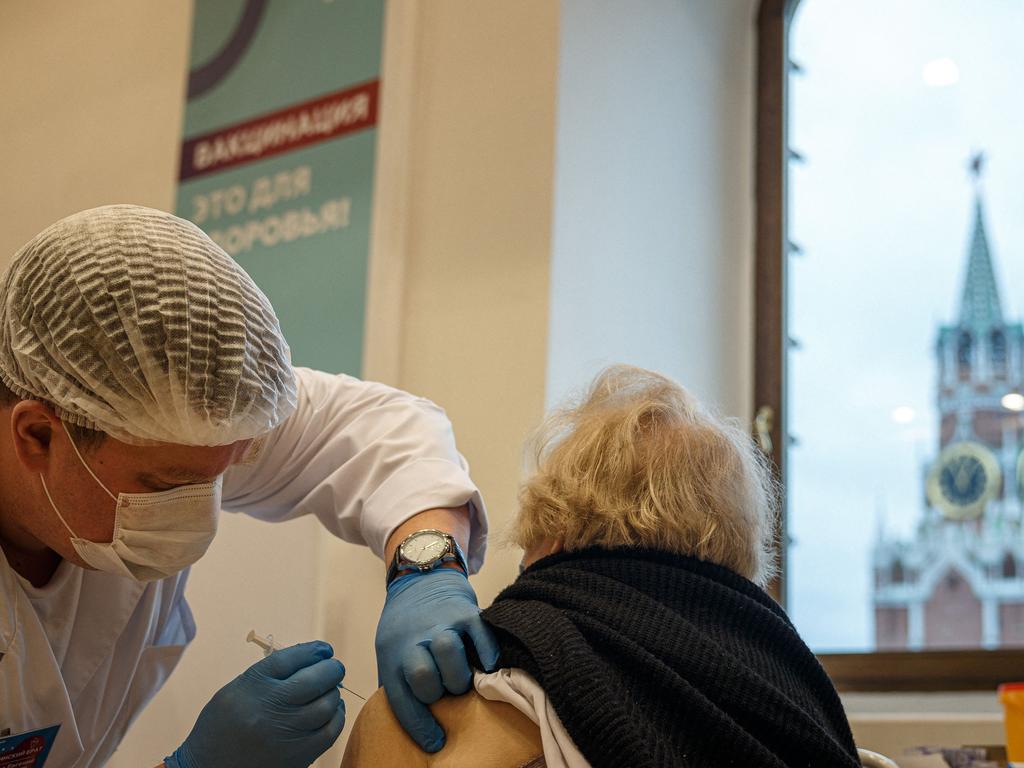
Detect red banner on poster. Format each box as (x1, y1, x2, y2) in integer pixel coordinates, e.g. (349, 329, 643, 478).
(180, 80, 379, 181)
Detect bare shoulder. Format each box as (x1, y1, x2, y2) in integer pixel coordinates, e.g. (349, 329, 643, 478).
(340, 690, 422, 768)
(340, 688, 544, 768)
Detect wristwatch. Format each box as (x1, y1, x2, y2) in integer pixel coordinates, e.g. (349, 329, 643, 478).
(386, 529, 469, 584)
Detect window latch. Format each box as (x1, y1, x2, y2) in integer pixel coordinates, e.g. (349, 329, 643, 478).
(754, 405, 774, 455)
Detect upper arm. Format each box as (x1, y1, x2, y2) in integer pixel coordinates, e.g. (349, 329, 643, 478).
(340, 689, 426, 768)
(221, 367, 488, 564)
(341, 687, 546, 767)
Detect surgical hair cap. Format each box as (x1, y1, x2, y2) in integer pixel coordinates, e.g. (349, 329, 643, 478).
(0, 204, 297, 446)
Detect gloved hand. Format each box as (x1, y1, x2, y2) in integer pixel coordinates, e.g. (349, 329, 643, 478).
(375, 567, 501, 753)
(165, 641, 346, 768)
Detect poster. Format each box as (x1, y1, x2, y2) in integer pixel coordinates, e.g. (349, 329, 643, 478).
(177, 0, 384, 374)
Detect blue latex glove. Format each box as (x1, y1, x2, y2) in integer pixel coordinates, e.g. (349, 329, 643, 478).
(165, 641, 346, 768)
(375, 567, 500, 753)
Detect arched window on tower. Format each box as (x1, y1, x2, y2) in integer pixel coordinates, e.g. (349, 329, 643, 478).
(958, 331, 973, 378)
(1004, 552, 1018, 579)
(891, 559, 905, 585)
(991, 330, 1007, 374)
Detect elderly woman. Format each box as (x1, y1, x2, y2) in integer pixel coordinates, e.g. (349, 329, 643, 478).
(342, 366, 860, 768)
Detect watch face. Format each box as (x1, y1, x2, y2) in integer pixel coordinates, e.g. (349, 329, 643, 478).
(402, 532, 448, 565)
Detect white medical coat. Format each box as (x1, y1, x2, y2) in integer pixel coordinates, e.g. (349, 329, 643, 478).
(0, 367, 487, 767)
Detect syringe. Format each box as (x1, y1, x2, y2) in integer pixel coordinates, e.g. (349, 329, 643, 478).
(246, 629, 367, 701)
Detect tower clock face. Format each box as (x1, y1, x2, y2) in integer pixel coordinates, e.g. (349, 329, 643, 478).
(927, 441, 1001, 520)
(939, 455, 986, 504)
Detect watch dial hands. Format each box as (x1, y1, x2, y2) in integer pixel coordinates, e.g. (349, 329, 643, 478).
(407, 538, 446, 562)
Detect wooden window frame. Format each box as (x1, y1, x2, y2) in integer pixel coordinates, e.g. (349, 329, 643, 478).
(755, 0, 1024, 691)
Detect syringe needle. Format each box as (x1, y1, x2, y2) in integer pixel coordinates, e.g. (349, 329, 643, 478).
(342, 685, 367, 702)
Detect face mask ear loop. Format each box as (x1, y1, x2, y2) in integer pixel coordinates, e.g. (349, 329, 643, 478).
(40, 474, 78, 539)
(62, 422, 117, 502)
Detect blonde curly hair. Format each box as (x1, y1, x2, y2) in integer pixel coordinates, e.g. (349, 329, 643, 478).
(513, 365, 779, 586)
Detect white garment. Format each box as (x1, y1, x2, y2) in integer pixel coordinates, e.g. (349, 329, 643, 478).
(474, 669, 591, 768)
(0, 367, 486, 767)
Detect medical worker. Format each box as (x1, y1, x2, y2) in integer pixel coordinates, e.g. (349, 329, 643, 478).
(0, 205, 498, 767)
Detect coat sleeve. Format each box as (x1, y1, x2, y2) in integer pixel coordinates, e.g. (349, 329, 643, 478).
(221, 367, 488, 572)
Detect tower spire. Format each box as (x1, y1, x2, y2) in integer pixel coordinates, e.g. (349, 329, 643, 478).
(958, 153, 1004, 332)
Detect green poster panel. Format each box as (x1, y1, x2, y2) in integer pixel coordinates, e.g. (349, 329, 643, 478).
(176, 0, 384, 375)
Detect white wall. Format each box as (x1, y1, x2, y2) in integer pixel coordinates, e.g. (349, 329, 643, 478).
(0, 1, 190, 243)
(389, 0, 558, 607)
(548, 0, 756, 421)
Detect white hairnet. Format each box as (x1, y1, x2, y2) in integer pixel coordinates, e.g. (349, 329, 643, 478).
(0, 204, 297, 446)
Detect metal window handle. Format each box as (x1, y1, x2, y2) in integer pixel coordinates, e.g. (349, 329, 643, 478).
(755, 405, 774, 455)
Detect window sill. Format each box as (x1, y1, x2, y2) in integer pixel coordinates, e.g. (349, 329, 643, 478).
(843, 695, 1005, 759)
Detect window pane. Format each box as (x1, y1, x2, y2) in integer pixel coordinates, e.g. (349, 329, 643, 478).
(786, 0, 1024, 652)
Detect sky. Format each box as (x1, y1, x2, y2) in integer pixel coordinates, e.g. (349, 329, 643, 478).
(786, 0, 1024, 651)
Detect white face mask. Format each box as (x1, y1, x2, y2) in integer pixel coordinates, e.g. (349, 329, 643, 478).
(40, 427, 223, 582)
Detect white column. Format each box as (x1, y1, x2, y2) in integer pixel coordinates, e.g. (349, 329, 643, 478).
(1002, 420, 1019, 519)
(908, 599, 925, 649)
(975, 334, 988, 382)
(1011, 333, 1022, 385)
(956, 396, 973, 441)
(983, 598, 999, 649)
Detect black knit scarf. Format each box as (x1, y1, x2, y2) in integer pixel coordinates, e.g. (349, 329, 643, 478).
(480, 547, 860, 768)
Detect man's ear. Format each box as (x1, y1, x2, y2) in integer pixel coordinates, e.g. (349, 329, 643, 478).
(10, 400, 60, 473)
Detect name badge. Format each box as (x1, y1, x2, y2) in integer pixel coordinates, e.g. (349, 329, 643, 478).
(0, 725, 60, 767)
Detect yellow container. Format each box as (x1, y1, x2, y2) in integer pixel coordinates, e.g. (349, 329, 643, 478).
(999, 682, 1024, 762)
